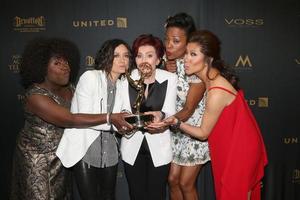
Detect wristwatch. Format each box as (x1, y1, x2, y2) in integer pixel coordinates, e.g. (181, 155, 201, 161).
(169, 116, 181, 132)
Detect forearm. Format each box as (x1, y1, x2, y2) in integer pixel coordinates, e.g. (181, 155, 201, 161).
(180, 122, 209, 141)
(59, 113, 107, 128)
(175, 107, 195, 122)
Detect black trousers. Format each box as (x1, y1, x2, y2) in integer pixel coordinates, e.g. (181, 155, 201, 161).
(123, 138, 170, 200)
(73, 160, 118, 200)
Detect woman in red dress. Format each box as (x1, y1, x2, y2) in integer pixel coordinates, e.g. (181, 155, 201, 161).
(149, 30, 268, 200)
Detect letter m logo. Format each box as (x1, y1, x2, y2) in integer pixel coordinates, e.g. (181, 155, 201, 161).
(235, 55, 252, 67)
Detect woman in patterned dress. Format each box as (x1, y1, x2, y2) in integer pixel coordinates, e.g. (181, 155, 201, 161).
(10, 38, 131, 200)
(164, 13, 210, 199)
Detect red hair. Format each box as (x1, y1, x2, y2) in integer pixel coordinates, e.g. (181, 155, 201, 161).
(132, 34, 164, 59)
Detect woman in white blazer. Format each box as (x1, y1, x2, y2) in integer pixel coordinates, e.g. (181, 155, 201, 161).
(56, 39, 133, 200)
(120, 34, 177, 200)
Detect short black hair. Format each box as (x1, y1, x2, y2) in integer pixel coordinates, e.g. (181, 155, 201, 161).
(165, 12, 196, 37)
(20, 37, 80, 89)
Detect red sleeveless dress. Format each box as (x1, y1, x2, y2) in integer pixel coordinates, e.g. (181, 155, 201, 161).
(208, 87, 268, 200)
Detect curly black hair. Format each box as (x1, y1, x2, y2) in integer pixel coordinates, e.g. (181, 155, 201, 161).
(94, 39, 133, 75)
(20, 37, 80, 89)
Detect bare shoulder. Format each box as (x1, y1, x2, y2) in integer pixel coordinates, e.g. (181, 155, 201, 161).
(208, 77, 237, 106)
(207, 89, 228, 107)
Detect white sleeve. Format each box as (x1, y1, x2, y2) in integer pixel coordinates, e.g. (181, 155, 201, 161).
(71, 70, 111, 131)
(162, 74, 177, 117)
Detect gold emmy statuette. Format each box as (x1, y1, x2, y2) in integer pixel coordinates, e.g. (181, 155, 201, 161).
(125, 63, 154, 129)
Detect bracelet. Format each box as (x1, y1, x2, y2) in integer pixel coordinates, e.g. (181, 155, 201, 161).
(169, 116, 181, 132)
(175, 116, 182, 128)
(106, 113, 111, 126)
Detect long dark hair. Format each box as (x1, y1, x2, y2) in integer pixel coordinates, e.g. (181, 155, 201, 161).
(188, 30, 239, 89)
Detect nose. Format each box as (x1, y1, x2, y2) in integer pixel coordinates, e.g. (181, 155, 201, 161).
(121, 55, 127, 62)
(165, 40, 172, 49)
(139, 55, 146, 63)
(61, 61, 70, 72)
(142, 57, 146, 63)
(184, 54, 189, 63)
(119, 55, 128, 64)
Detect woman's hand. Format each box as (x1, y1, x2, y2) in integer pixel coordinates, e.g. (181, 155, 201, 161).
(142, 111, 166, 134)
(110, 113, 133, 134)
(146, 115, 177, 129)
(144, 111, 164, 122)
(145, 122, 168, 134)
(165, 60, 177, 73)
(144, 114, 176, 134)
(163, 115, 178, 125)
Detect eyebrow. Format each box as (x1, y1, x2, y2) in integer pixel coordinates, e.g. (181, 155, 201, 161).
(168, 34, 186, 37)
(138, 51, 155, 54)
(114, 51, 129, 54)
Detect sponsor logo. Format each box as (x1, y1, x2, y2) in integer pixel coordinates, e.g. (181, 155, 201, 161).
(73, 17, 127, 28)
(292, 169, 300, 184)
(85, 56, 95, 69)
(283, 137, 298, 144)
(235, 55, 253, 68)
(13, 16, 46, 32)
(225, 18, 264, 27)
(258, 97, 268, 107)
(116, 17, 127, 28)
(8, 55, 22, 73)
(246, 97, 269, 108)
(17, 94, 25, 102)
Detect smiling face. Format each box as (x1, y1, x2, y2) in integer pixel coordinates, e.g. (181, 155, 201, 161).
(184, 42, 207, 76)
(135, 45, 160, 75)
(164, 27, 187, 60)
(110, 44, 130, 80)
(46, 57, 70, 86)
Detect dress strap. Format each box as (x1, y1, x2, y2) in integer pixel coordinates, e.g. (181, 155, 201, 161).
(208, 86, 237, 96)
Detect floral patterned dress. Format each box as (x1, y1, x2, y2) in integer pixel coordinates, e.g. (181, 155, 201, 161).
(171, 59, 210, 166)
(10, 85, 73, 200)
